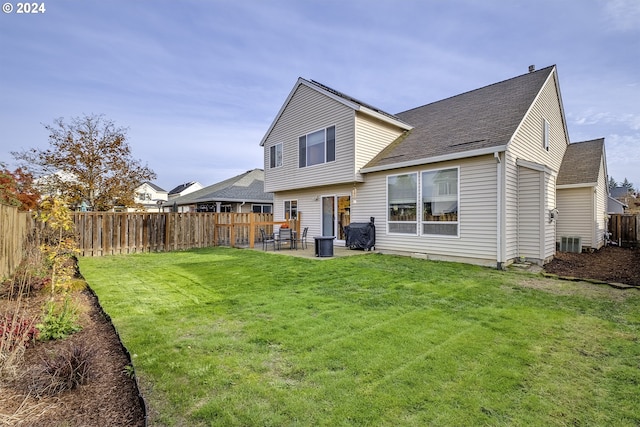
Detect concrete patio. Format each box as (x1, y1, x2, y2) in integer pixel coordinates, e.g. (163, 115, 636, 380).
(247, 241, 377, 259)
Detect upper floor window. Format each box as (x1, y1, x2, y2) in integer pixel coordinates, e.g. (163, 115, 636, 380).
(269, 143, 282, 168)
(299, 125, 335, 168)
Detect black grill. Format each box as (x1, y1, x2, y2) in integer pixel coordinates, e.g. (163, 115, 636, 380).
(344, 218, 375, 251)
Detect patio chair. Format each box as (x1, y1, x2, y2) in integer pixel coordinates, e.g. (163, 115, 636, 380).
(260, 228, 276, 251)
(278, 228, 294, 250)
(296, 227, 309, 250)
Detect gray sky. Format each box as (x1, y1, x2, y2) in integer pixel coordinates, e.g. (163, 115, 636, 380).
(1, 0, 638, 191)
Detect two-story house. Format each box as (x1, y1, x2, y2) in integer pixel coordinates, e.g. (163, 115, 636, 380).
(132, 181, 168, 212)
(260, 65, 608, 268)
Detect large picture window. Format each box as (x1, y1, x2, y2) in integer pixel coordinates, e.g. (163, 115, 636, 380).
(269, 143, 282, 168)
(386, 168, 460, 237)
(299, 126, 335, 167)
(387, 173, 418, 234)
(422, 168, 459, 236)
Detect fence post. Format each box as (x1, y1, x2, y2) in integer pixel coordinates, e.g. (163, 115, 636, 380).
(230, 213, 236, 248)
(249, 213, 255, 249)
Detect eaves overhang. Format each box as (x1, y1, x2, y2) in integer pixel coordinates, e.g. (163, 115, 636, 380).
(557, 183, 598, 189)
(516, 158, 558, 175)
(360, 145, 507, 174)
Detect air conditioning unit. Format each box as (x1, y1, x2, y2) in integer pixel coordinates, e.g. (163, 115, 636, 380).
(560, 236, 582, 253)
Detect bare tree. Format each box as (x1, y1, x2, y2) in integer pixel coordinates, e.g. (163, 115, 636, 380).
(12, 114, 156, 211)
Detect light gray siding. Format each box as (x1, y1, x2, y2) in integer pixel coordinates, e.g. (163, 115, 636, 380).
(557, 187, 593, 247)
(357, 155, 498, 266)
(555, 155, 607, 250)
(263, 85, 356, 193)
(504, 70, 568, 262)
(354, 112, 404, 180)
(273, 184, 354, 239)
(595, 156, 607, 249)
(544, 172, 557, 259)
(517, 167, 543, 260)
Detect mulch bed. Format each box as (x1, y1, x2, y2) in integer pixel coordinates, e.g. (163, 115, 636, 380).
(544, 245, 640, 287)
(0, 288, 145, 427)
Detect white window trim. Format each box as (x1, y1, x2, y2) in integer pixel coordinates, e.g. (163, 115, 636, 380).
(270, 143, 283, 169)
(298, 124, 336, 168)
(386, 172, 419, 235)
(252, 204, 272, 213)
(385, 167, 461, 238)
(284, 199, 298, 220)
(421, 166, 460, 238)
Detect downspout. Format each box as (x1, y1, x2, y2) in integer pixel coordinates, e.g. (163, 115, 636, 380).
(495, 152, 504, 269)
(239, 201, 246, 213)
(516, 158, 520, 263)
(593, 187, 597, 249)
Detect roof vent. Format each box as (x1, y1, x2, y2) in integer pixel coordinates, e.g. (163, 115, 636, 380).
(528, 65, 535, 73)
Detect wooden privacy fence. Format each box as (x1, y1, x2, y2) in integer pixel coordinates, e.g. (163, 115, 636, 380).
(0, 203, 32, 278)
(608, 214, 639, 248)
(70, 212, 297, 257)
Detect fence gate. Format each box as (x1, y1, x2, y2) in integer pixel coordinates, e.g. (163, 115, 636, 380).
(608, 214, 639, 247)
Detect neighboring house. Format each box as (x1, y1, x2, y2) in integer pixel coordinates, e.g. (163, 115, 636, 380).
(261, 65, 608, 268)
(162, 169, 273, 213)
(610, 186, 635, 208)
(556, 139, 608, 250)
(168, 181, 203, 200)
(33, 170, 76, 200)
(608, 197, 627, 214)
(132, 181, 168, 212)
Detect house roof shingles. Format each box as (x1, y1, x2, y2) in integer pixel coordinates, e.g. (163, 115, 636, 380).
(139, 181, 166, 193)
(364, 65, 556, 170)
(163, 169, 272, 207)
(168, 181, 197, 195)
(556, 138, 605, 186)
(306, 79, 407, 124)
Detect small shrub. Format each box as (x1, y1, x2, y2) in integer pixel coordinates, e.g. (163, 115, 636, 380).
(36, 297, 82, 341)
(0, 276, 50, 299)
(0, 248, 50, 299)
(0, 314, 39, 351)
(123, 364, 135, 378)
(0, 314, 38, 378)
(30, 342, 94, 396)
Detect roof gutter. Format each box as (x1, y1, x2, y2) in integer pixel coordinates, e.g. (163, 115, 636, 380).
(360, 145, 508, 174)
(557, 183, 598, 189)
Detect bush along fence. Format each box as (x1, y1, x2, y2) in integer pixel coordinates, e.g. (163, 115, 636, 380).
(24, 212, 299, 257)
(608, 214, 639, 248)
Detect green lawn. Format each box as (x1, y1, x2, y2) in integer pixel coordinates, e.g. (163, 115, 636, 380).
(78, 248, 640, 426)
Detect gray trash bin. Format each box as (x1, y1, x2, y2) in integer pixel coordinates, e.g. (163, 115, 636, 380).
(314, 236, 335, 257)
